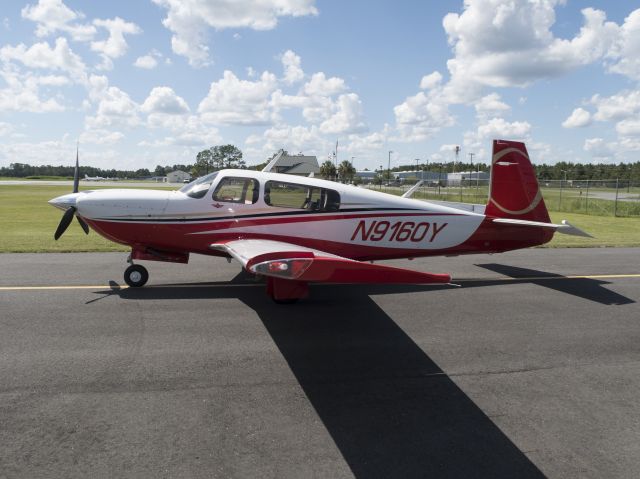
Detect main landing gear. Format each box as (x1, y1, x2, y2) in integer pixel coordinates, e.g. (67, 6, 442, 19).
(124, 256, 149, 288)
(266, 277, 308, 304)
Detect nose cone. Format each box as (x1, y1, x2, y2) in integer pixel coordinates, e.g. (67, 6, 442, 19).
(48, 192, 82, 211)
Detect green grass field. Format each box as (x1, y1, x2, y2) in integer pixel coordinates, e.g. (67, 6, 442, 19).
(0, 184, 173, 253)
(545, 212, 640, 248)
(0, 183, 638, 253)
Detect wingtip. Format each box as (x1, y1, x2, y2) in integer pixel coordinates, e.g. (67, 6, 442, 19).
(559, 220, 594, 238)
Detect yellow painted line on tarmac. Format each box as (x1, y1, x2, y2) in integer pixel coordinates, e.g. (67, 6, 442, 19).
(0, 285, 129, 291)
(0, 274, 640, 291)
(0, 274, 638, 292)
(567, 274, 640, 279)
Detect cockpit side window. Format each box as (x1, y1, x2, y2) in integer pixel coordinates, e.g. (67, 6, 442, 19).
(264, 180, 340, 212)
(213, 177, 260, 204)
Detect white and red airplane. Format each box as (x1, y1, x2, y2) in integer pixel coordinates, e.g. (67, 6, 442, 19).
(49, 140, 590, 302)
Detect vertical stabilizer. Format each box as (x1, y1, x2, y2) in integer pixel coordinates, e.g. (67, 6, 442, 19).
(485, 140, 550, 223)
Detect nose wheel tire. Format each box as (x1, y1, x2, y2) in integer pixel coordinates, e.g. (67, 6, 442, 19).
(124, 264, 149, 287)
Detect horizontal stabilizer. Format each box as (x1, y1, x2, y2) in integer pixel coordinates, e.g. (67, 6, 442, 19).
(493, 218, 593, 238)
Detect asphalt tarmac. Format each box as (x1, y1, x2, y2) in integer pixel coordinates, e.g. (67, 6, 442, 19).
(1, 248, 639, 478)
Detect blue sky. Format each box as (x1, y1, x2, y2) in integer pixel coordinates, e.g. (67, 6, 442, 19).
(1, 0, 639, 171)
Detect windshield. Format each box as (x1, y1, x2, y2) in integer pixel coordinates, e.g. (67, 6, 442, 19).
(179, 172, 219, 198)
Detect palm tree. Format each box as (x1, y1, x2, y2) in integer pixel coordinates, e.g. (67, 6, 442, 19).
(319, 160, 337, 180)
(338, 160, 356, 183)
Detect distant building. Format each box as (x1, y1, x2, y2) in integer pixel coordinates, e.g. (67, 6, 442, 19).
(447, 171, 489, 186)
(262, 150, 320, 176)
(355, 170, 377, 183)
(166, 170, 191, 183)
(355, 170, 444, 184)
(394, 170, 443, 182)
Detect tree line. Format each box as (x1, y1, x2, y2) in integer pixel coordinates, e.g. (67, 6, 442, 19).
(1, 162, 156, 179)
(2, 145, 639, 182)
(392, 160, 640, 181)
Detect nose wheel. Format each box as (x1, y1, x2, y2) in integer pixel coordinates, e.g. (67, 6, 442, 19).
(124, 264, 149, 287)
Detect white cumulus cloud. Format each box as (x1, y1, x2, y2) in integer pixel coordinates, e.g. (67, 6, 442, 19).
(302, 72, 346, 97)
(562, 107, 592, 128)
(0, 37, 86, 79)
(84, 76, 140, 129)
(392, 1, 630, 144)
(198, 70, 278, 125)
(141, 86, 190, 115)
(616, 119, 640, 138)
(319, 93, 367, 135)
(91, 17, 142, 70)
(591, 90, 640, 122)
(584, 137, 615, 159)
(475, 93, 510, 117)
(21, 0, 96, 42)
(443, 3, 618, 89)
(281, 49, 304, 84)
(607, 9, 640, 80)
(477, 117, 531, 140)
(134, 55, 158, 69)
(393, 89, 455, 142)
(151, 0, 318, 67)
(419, 71, 442, 90)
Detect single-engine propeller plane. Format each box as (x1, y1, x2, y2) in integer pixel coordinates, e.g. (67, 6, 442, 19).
(49, 140, 590, 303)
(83, 174, 107, 181)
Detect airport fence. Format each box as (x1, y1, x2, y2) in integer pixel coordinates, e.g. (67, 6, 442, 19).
(371, 179, 640, 218)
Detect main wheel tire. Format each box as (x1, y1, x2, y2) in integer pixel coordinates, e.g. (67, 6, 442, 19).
(124, 264, 149, 287)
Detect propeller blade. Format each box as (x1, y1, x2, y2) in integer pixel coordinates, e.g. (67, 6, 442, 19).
(76, 215, 89, 235)
(54, 207, 76, 240)
(73, 143, 80, 193)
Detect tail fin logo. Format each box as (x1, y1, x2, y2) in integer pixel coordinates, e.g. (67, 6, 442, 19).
(490, 189, 543, 216)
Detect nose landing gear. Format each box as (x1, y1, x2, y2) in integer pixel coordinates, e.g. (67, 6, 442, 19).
(124, 256, 149, 287)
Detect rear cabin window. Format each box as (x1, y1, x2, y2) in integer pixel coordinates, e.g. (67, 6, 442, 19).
(212, 177, 259, 204)
(264, 181, 340, 212)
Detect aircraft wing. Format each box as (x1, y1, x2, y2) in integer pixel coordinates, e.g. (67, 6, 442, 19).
(209, 239, 451, 284)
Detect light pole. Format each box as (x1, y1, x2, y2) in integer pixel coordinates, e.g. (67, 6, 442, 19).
(388, 150, 393, 188)
(454, 146, 460, 174)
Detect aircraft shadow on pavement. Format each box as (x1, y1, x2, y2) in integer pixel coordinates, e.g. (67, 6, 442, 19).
(473, 263, 635, 306)
(109, 278, 544, 479)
